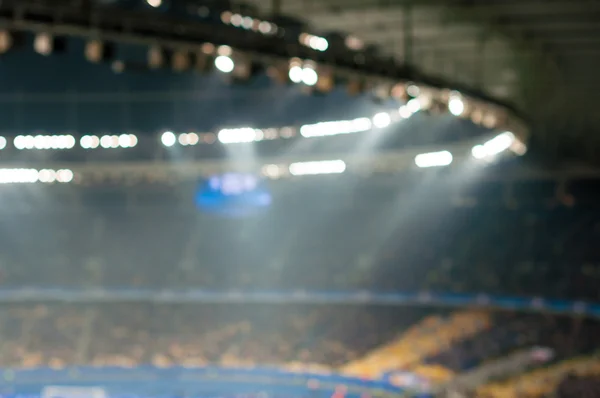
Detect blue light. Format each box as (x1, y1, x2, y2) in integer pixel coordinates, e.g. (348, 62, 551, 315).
(195, 173, 272, 218)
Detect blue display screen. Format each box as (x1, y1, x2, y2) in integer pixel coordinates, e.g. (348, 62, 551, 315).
(195, 173, 272, 217)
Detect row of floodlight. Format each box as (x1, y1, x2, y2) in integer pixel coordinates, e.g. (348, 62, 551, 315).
(0, 168, 73, 184)
(6, 134, 139, 150)
(262, 132, 525, 178)
(161, 108, 416, 147)
(414, 132, 525, 169)
(147, 1, 330, 52)
(0, 132, 523, 184)
(0, 93, 507, 151)
(220, 11, 329, 52)
(0, 104, 506, 152)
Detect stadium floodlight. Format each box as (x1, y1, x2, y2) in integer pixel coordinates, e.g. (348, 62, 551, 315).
(301, 67, 318, 86)
(34, 33, 53, 56)
(289, 65, 303, 83)
(56, 169, 74, 183)
(161, 131, 176, 147)
(0, 136, 6, 150)
(472, 131, 515, 160)
(299, 33, 329, 52)
(310, 36, 328, 51)
(289, 160, 346, 176)
(80, 135, 100, 149)
(300, 118, 372, 138)
(179, 132, 200, 146)
(100, 135, 114, 149)
(0, 168, 39, 184)
(406, 98, 421, 114)
(215, 55, 235, 73)
(471, 145, 487, 160)
(406, 84, 420, 97)
(118, 134, 138, 148)
(414, 150, 453, 168)
(372, 112, 391, 128)
(258, 21, 275, 34)
(399, 105, 412, 119)
(37, 169, 56, 183)
(448, 95, 465, 116)
(146, 0, 162, 7)
(218, 128, 263, 144)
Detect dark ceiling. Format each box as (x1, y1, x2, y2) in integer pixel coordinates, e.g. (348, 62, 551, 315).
(245, 0, 600, 161)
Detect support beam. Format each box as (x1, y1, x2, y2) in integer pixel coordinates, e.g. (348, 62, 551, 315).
(271, 0, 282, 16)
(403, 3, 413, 65)
(283, 0, 600, 16)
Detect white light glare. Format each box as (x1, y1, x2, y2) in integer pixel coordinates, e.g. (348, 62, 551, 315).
(0, 168, 72, 184)
(399, 106, 412, 119)
(448, 95, 465, 116)
(218, 128, 264, 144)
(309, 36, 328, 51)
(118, 134, 138, 148)
(406, 98, 421, 114)
(56, 169, 74, 183)
(302, 67, 318, 86)
(472, 131, 515, 159)
(0, 169, 39, 183)
(178, 132, 200, 146)
(289, 160, 346, 176)
(300, 118, 372, 138)
(161, 131, 177, 147)
(215, 55, 235, 73)
(415, 151, 453, 168)
(14, 135, 75, 150)
(0, 136, 6, 150)
(37, 169, 56, 183)
(146, 0, 162, 8)
(372, 112, 391, 128)
(289, 65, 304, 83)
(80, 135, 100, 149)
(299, 33, 329, 52)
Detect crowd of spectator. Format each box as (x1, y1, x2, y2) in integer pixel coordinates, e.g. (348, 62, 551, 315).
(0, 303, 430, 370)
(422, 313, 600, 374)
(555, 373, 600, 398)
(0, 302, 598, 398)
(478, 356, 600, 397)
(0, 175, 599, 398)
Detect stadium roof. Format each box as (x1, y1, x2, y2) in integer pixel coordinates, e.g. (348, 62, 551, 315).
(245, 0, 600, 158)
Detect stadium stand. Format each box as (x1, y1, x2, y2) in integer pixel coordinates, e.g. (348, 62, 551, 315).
(341, 311, 490, 381)
(1, 179, 600, 300)
(477, 355, 600, 397)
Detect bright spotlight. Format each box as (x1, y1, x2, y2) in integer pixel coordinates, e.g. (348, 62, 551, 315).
(399, 106, 412, 119)
(472, 131, 516, 160)
(302, 67, 318, 86)
(118, 134, 132, 148)
(38, 169, 57, 183)
(289, 65, 303, 83)
(372, 112, 391, 128)
(100, 135, 113, 149)
(0, 136, 6, 150)
(215, 55, 235, 73)
(146, 0, 162, 7)
(448, 96, 465, 116)
(415, 151, 453, 168)
(161, 131, 177, 147)
(289, 160, 346, 176)
(218, 128, 263, 144)
(407, 98, 421, 114)
(471, 145, 487, 159)
(56, 169, 74, 183)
